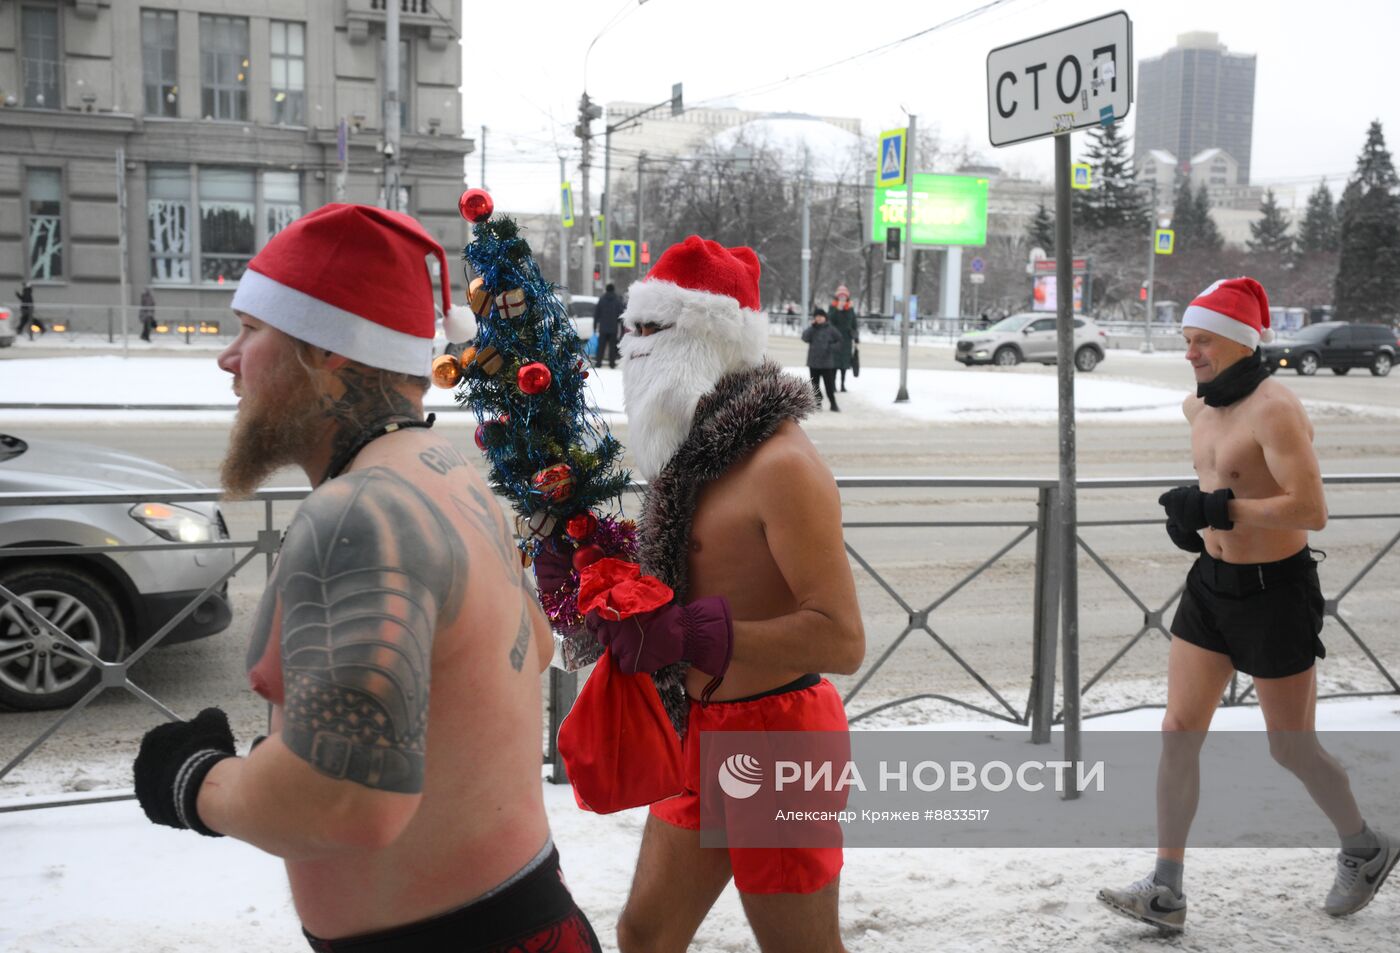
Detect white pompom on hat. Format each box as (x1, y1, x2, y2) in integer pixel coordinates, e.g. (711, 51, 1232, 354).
(1181, 276, 1274, 349)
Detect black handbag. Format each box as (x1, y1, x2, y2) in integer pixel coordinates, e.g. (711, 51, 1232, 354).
(851, 346, 860, 377)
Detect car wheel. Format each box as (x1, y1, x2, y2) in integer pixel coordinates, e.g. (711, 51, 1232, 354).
(993, 346, 1021, 367)
(1331, 367, 1350, 376)
(0, 337, 14, 348)
(1074, 347, 1100, 372)
(1297, 353, 1319, 376)
(0, 564, 126, 711)
(1372, 353, 1393, 377)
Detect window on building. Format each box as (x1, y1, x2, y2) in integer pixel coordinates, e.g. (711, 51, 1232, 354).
(141, 9, 179, 117)
(25, 168, 63, 280)
(380, 36, 411, 131)
(199, 167, 255, 283)
(148, 166, 192, 282)
(264, 171, 302, 237)
(270, 21, 306, 126)
(21, 5, 61, 109)
(200, 15, 249, 121)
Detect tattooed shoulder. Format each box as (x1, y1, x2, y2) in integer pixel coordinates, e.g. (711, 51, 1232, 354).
(275, 468, 467, 792)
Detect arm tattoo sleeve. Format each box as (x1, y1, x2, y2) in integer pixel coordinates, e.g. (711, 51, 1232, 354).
(277, 469, 466, 793)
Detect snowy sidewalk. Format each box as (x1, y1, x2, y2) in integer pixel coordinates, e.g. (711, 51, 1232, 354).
(4, 699, 1398, 953)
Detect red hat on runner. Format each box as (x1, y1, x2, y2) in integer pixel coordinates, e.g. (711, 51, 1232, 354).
(1181, 277, 1273, 349)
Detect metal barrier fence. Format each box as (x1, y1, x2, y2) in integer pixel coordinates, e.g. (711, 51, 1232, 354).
(5, 303, 235, 345)
(4, 476, 1398, 809)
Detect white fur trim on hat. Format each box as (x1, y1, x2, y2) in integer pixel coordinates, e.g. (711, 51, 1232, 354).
(1181, 304, 1261, 350)
(622, 279, 767, 366)
(232, 268, 433, 376)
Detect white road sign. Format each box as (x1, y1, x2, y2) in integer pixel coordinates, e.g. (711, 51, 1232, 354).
(986, 11, 1132, 147)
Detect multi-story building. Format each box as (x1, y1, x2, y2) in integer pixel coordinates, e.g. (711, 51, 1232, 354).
(0, 0, 471, 320)
(1134, 31, 1256, 186)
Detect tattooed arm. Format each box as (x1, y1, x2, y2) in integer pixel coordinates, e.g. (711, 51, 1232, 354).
(196, 469, 466, 858)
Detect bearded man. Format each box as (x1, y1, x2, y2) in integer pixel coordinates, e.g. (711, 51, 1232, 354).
(132, 204, 601, 953)
(592, 236, 865, 952)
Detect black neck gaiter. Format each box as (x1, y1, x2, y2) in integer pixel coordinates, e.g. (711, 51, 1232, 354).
(1197, 348, 1270, 407)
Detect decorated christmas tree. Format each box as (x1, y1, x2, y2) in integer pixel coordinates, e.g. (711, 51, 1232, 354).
(435, 188, 634, 668)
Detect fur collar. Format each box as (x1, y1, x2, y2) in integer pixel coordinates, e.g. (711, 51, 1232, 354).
(637, 360, 817, 734)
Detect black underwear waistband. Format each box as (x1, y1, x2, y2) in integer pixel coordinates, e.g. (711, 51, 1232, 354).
(710, 673, 821, 705)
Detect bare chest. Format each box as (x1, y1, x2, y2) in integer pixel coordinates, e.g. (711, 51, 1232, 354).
(686, 470, 794, 615)
(1190, 410, 1267, 492)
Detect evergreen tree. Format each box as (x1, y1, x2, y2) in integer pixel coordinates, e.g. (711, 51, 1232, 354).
(1334, 121, 1400, 321)
(1074, 122, 1149, 232)
(1170, 175, 1198, 247)
(1296, 180, 1339, 254)
(1193, 183, 1225, 252)
(1248, 188, 1294, 256)
(1025, 201, 1055, 254)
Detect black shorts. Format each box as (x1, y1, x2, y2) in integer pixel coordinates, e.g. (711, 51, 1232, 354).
(302, 844, 601, 953)
(1170, 546, 1327, 679)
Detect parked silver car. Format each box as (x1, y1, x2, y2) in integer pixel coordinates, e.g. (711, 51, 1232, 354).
(0, 433, 234, 710)
(0, 304, 14, 347)
(956, 313, 1109, 371)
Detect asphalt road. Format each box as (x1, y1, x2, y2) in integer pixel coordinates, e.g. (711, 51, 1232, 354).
(3, 338, 1398, 797)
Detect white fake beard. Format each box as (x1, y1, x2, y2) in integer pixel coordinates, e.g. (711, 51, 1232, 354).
(621, 329, 742, 481)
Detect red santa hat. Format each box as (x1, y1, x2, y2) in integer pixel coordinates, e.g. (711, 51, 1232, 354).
(230, 203, 475, 376)
(1181, 276, 1273, 349)
(622, 236, 766, 364)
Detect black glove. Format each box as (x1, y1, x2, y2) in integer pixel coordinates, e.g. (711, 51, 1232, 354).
(1164, 518, 1207, 554)
(1158, 485, 1234, 532)
(133, 707, 237, 837)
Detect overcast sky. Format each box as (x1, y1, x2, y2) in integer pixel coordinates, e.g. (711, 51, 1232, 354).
(465, 0, 1400, 214)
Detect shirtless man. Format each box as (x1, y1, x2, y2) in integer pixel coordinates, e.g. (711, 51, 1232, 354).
(132, 204, 600, 952)
(1097, 277, 1398, 932)
(579, 236, 864, 952)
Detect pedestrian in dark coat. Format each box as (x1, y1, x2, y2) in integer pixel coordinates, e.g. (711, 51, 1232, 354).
(828, 283, 858, 391)
(802, 308, 843, 411)
(593, 283, 625, 368)
(139, 288, 157, 342)
(15, 282, 41, 338)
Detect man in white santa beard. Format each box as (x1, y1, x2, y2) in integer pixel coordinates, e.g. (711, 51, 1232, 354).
(577, 237, 865, 953)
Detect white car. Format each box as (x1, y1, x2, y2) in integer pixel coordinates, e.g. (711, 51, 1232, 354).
(0, 305, 14, 347)
(956, 313, 1109, 372)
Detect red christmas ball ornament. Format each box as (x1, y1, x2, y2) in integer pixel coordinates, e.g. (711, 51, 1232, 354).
(572, 544, 606, 572)
(531, 464, 575, 503)
(473, 416, 509, 451)
(517, 361, 553, 395)
(565, 512, 599, 541)
(458, 188, 494, 223)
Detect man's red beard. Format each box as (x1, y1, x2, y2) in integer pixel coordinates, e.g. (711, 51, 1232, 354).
(220, 351, 326, 499)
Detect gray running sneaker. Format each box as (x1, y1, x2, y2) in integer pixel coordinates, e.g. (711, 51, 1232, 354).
(1326, 830, 1400, 917)
(1097, 875, 1187, 932)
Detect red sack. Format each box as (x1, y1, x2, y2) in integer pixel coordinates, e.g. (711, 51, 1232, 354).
(558, 650, 685, 813)
(558, 558, 684, 813)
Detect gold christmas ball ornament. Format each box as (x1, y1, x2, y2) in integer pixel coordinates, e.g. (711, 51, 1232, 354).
(430, 354, 462, 388)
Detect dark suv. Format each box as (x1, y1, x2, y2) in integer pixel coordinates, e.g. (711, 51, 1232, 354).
(1262, 321, 1397, 377)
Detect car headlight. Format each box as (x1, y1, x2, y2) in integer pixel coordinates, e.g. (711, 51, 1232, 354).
(129, 502, 216, 542)
(974, 349, 989, 358)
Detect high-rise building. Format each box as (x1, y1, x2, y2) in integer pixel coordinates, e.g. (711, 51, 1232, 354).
(1134, 31, 1256, 185)
(0, 1, 472, 318)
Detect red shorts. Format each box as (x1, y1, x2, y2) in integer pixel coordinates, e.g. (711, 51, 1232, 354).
(650, 675, 848, 895)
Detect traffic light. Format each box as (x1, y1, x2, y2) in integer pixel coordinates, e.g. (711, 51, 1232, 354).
(1139, 284, 1148, 301)
(593, 265, 601, 283)
(884, 226, 901, 262)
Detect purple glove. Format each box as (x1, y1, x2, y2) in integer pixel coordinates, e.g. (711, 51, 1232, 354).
(533, 538, 573, 594)
(586, 595, 734, 679)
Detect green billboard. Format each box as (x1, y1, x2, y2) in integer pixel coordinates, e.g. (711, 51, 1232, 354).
(871, 173, 989, 247)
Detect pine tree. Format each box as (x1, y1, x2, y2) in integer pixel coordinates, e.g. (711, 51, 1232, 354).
(1026, 201, 1055, 255)
(447, 191, 633, 667)
(1074, 122, 1149, 233)
(1296, 180, 1339, 254)
(1248, 188, 1293, 256)
(1193, 183, 1225, 252)
(1334, 121, 1400, 322)
(1170, 175, 1198, 248)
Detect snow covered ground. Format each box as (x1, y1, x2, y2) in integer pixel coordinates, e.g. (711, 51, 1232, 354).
(0, 353, 1189, 426)
(3, 698, 1398, 953)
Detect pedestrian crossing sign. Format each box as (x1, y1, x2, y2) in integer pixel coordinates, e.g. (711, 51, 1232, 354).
(609, 240, 636, 268)
(1071, 163, 1091, 189)
(877, 128, 907, 188)
(1155, 229, 1175, 255)
(560, 182, 574, 227)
